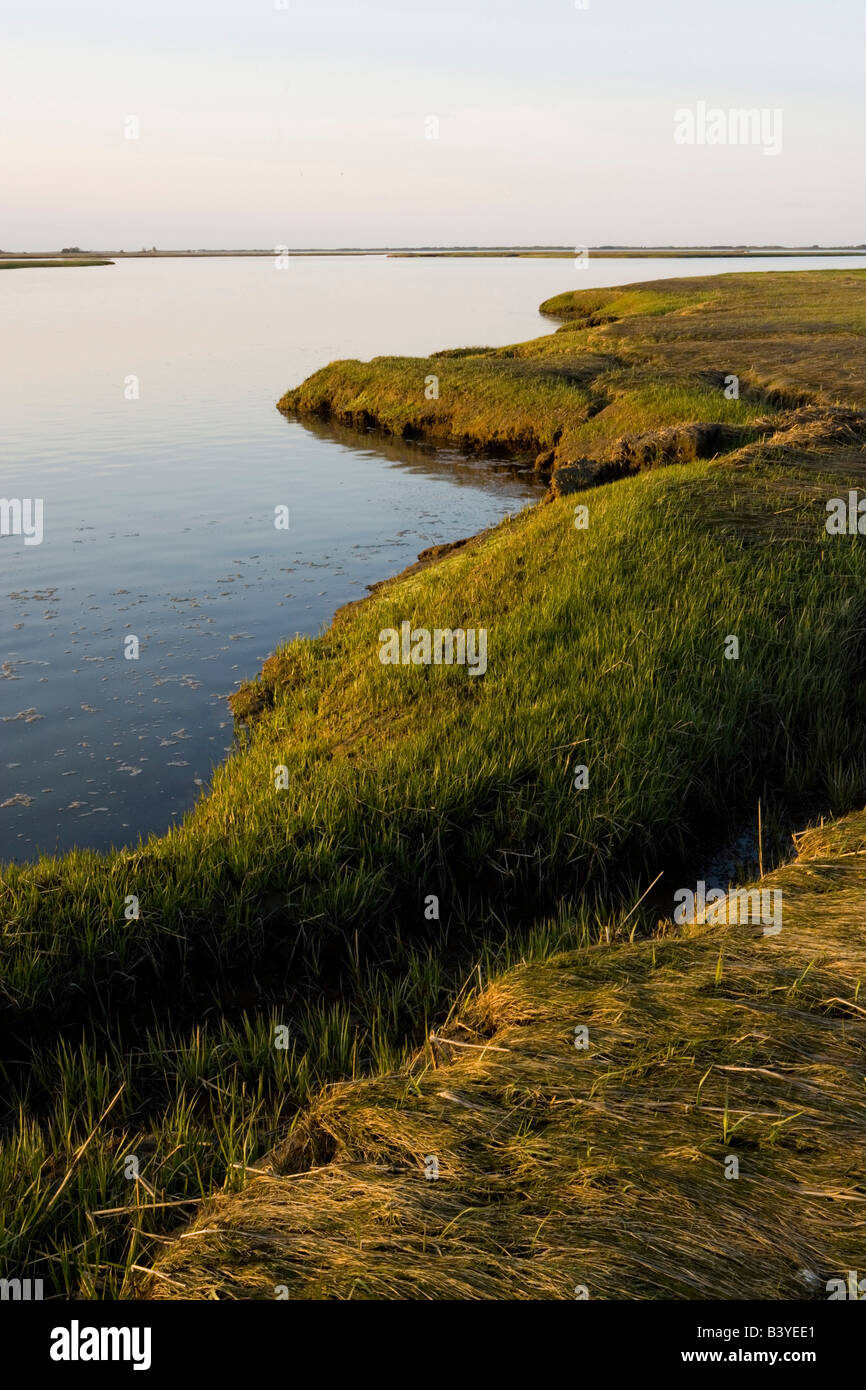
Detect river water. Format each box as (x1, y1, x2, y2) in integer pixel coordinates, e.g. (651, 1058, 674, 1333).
(1, 252, 859, 856)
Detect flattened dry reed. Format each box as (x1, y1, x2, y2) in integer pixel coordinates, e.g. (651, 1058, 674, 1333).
(142, 814, 866, 1300)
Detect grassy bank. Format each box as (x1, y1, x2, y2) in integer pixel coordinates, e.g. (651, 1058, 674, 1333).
(142, 810, 866, 1299)
(2, 270, 866, 1296)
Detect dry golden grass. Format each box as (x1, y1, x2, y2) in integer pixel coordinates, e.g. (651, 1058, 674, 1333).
(140, 811, 866, 1300)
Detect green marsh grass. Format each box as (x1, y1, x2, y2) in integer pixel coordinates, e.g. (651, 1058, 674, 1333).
(3, 269, 866, 1295)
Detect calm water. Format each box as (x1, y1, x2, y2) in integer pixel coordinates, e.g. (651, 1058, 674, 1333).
(1, 253, 860, 858)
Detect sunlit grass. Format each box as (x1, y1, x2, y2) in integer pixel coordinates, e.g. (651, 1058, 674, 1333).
(3, 269, 866, 1296)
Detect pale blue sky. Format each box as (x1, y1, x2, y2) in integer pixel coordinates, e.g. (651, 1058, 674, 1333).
(2, 0, 864, 248)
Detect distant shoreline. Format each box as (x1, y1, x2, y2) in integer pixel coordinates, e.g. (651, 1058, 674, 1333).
(3, 246, 866, 263)
(389, 247, 866, 259)
(0, 257, 113, 269)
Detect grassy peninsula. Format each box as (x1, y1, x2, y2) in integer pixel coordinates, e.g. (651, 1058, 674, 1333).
(0, 258, 113, 269)
(279, 270, 866, 472)
(2, 270, 866, 1298)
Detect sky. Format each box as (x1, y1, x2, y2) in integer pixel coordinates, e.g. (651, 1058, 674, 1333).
(2, 0, 865, 249)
